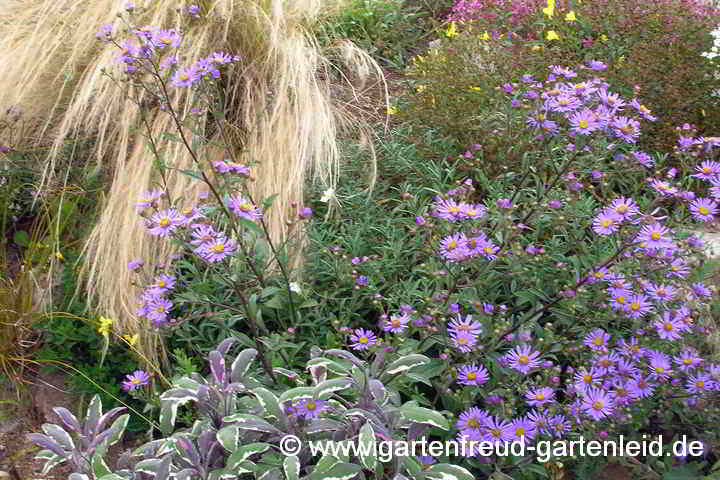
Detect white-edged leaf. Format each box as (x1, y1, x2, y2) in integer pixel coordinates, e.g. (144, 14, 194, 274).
(313, 455, 342, 475)
(98, 474, 129, 480)
(425, 464, 476, 480)
(135, 458, 162, 475)
(69, 474, 90, 480)
(278, 387, 315, 404)
(160, 388, 198, 403)
(222, 413, 281, 433)
(41, 424, 75, 451)
(314, 378, 353, 400)
(84, 394, 102, 435)
(92, 453, 112, 477)
(231, 348, 258, 382)
(383, 354, 430, 376)
(251, 388, 284, 421)
(217, 425, 240, 452)
(398, 405, 449, 430)
(105, 414, 129, 447)
(358, 422, 377, 471)
(283, 455, 300, 480)
(306, 358, 350, 375)
(159, 402, 180, 435)
(228, 442, 271, 465)
(306, 418, 346, 434)
(309, 462, 361, 480)
(174, 377, 202, 392)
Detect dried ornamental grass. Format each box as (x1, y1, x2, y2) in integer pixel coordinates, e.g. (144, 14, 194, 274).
(0, 0, 385, 366)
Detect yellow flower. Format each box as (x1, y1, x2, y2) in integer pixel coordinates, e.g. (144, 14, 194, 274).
(565, 11, 577, 21)
(97, 316, 113, 336)
(542, 0, 555, 17)
(123, 334, 139, 346)
(546, 30, 560, 41)
(600, 34, 608, 42)
(445, 21, 458, 38)
(416, 85, 427, 93)
(480, 31, 490, 41)
(387, 105, 397, 115)
(531, 45, 543, 51)
(54, 251, 64, 261)
(469, 86, 483, 92)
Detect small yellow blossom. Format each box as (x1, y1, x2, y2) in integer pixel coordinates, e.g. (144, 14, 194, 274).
(531, 45, 543, 51)
(565, 11, 577, 21)
(542, 0, 555, 17)
(445, 22, 458, 38)
(387, 105, 397, 115)
(416, 85, 427, 93)
(123, 334, 139, 346)
(97, 316, 113, 336)
(469, 86, 483, 92)
(600, 34, 608, 42)
(480, 31, 491, 41)
(54, 251, 64, 261)
(546, 30, 560, 41)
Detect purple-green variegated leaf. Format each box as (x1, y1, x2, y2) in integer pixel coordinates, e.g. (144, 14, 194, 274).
(277, 387, 315, 405)
(92, 453, 112, 477)
(257, 467, 283, 480)
(368, 380, 387, 404)
(305, 418, 345, 434)
(250, 388, 284, 422)
(160, 388, 198, 403)
(35, 449, 67, 476)
(283, 455, 300, 480)
(95, 407, 128, 434)
(156, 455, 172, 480)
(68, 473, 90, 480)
(209, 350, 227, 386)
(52, 407, 81, 433)
(322, 349, 366, 367)
(216, 425, 240, 452)
(175, 468, 200, 480)
(222, 414, 281, 434)
(408, 422, 429, 442)
(230, 348, 257, 383)
(135, 458, 163, 475)
(27, 433, 68, 458)
(216, 337, 237, 356)
(103, 414, 129, 448)
(84, 394, 103, 437)
(314, 378, 353, 400)
(198, 429, 217, 457)
(41, 423, 75, 451)
(98, 474, 130, 480)
(174, 435, 202, 467)
(88, 428, 113, 450)
(159, 402, 180, 436)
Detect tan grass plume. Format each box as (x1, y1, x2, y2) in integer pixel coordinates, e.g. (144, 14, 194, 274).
(0, 0, 386, 367)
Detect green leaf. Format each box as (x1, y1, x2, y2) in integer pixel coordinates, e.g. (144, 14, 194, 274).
(92, 454, 112, 477)
(306, 358, 350, 375)
(424, 464, 476, 480)
(314, 378, 354, 400)
(278, 387, 316, 404)
(263, 194, 279, 210)
(84, 394, 103, 435)
(41, 424, 75, 451)
(13, 230, 29, 247)
(383, 354, 430, 376)
(358, 422, 377, 471)
(283, 455, 300, 480)
(217, 425, 241, 452)
(237, 217, 264, 235)
(251, 388, 285, 422)
(398, 405, 449, 430)
(309, 462, 361, 480)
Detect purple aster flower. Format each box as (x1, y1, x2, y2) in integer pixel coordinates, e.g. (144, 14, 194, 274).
(593, 353, 620, 376)
(525, 387, 554, 407)
(648, 351, 672, 379)
(483, 416, 514, 444)
(526, 410, 550, 436)
(128, 260, 144, 271)
(198, 236, 237, 262)
(645, 283, 676, 303)
(384, 313, 410, 333)
(451, 330, 477, 353)
(607, 197, 639, 220)
(148, 274, 176, 295)
(477, 238, 500, 260)
(674, 351, 703, 371)
(611, 116, 641, 143)
(355, 275, 369, 286)
(448, 314, 484, 336)
(690, 198, 718, 222)
(629, 99, 657, 121)
(582, 388, 614, 420)
(147, 297, 172, 325)
(549, 65, 577, 78)
(150, 28, 182, 49)
(626, 294, 653, 319)
(439, 232, 469, 262)
(213, 160, 251, 176)
(587, 60, 608, 71)
(654, 312, 684, 341)
(147, 209, 183, 237)
(349, 328, 377, 350)
(692, 160, 720, 180)
(692, 282, 712, 298)
(547, 94, 582, 113)
(584, 329, 611, 352)
(686, 374, 716, 395)
(431, 198, 466, 221)
(207, 52, 240, 65)
(170, 65, 200, 88)
(592, 210, 622, 235)
(510, 418, 537, 442)
(635, 223, 673, 249)
(457, 364, 489, 386)
(609, 288, 632, 312)
(122, 370, 151, 392)
(229, 195, 263, 220)
(527, 111, 549, 129)
(569, 108, 600, 135)
(505, 345, 542, 374)
(298, 207, 313, 219)
(496, 198, 513, 209)
(136, 188, 166, 209)
(629, 375, 654, 399)
(630, 151, 654, 168)
(456, 407, 490, 435)
(294, 399, 330, 419)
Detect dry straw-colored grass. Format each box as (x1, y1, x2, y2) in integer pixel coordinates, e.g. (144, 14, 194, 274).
(0, 0, 386, 368)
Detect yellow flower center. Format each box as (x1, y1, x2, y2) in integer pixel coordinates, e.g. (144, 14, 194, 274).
(592, 401, 604, 410)
(359, 336, 369, 344)
(583, 375, 592, 384)
(448, 241, 457, 251)
(467, 372, 477, 380)
(306, 402, 317, 411)
(699, 207, 709, 215)
(579, 120, 589, 129)
(651, 232, 662, 241)
(656, 367, 665, 373)
(457, 337, 468, 345)
(664, 323, 674, 331)
(468, 418, 479, 428)
(156, 306, 165, 313)
(697, 380, 705, 388)
(684, 358, 692, 365)
(484, 247, 494, 254)
(630, 302, 641, 311)
(157, 280, 166, 287)
(602, 219, 612, 227)
(211, 244, 225, 253)
(616, 205, 628, 213)
(616, 296, 626, 304)
(518, 355, 530, 365)
(159, 217, 171, 227)
(594, 337, 604, 346)
(516, 427, 526, 436)
(536, 393, 545, 400)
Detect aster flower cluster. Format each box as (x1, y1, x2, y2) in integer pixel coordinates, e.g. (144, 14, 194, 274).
(122, 370, 151, 392)
(136, 273, 177, 326)
(516, 63, 657, 147)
